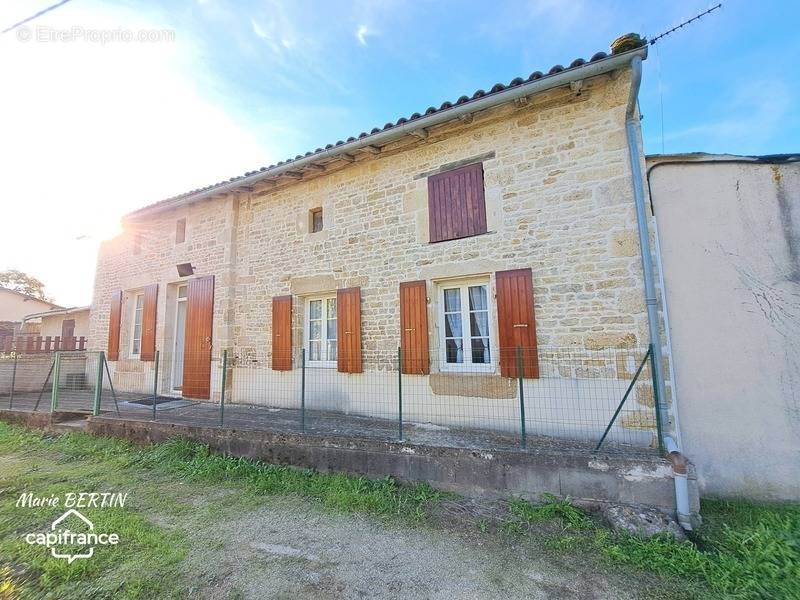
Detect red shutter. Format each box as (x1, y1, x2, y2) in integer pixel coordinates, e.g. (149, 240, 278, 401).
(107, 290, 122, 360)
(183, 275, 214, 399)
(496, 268, 539, 378)
(140, 283, 158, 361)
(399, 281, 429, 374)
(428, 162, 487, 243)
(272, 295, 292, 371)
(337, 287, 362, 373)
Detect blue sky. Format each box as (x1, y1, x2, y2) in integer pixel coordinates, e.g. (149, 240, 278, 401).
(0, 0, 798, 305)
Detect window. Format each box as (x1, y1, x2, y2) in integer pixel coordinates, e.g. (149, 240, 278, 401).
(130, 293, 144, 357)
(310, 207, 323, 233)
(306, 296, 337, 364)
(427, 162, 487, 243)
(176, 218, 186, 243)
(439, 281, 492, 370)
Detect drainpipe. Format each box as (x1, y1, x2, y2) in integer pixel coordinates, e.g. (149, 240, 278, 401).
(624, 54, 691, 529)
(665, 436, 692, 530)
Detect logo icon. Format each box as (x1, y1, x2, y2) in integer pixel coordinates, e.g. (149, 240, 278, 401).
(24, 508, 120, 563)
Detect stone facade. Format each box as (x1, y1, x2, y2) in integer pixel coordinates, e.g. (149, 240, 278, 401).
(88, 67, 661, 446)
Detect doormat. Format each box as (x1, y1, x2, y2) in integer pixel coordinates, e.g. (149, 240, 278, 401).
(128, 396, 180, 406)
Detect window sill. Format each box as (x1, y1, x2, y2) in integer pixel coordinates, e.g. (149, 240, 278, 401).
(428, 230, 495, 244)
(306, 360, 337, 369)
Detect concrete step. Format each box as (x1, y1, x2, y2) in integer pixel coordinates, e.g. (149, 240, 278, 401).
(51, 418, 89, 433)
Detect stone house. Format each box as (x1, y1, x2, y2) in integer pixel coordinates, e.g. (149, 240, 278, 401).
(88, 41, 666, 446)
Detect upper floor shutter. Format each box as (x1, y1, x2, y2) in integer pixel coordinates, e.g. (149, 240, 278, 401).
(140, 283, 158, 361)
(428, 162, 487, 243)
(496, 268, 539, 378)
(272, 295, 293, 371)
(336, 287, 362, 373)
(399, 280, 430, 374)
(107, 290, 122, 361)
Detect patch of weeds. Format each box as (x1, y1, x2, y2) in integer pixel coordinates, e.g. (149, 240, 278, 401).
(136, 437, 442, 521)
(599, 499, 800, 599)
(505, 494, 594, 533)
(0, 566, 23, 600)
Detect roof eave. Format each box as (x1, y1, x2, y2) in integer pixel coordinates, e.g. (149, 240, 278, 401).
(125, 46, 648, 221)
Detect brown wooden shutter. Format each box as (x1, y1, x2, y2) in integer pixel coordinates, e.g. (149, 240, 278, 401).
(107, 290, 122, 360)
(272, 295, 292, 371)
(336, 287, 362, 373)
(183, 275, 214, 399)
(399, 280, 429, 374)
(140, 283, 158, 361)
(428, 162, 487, 243)
(496, 268, 539, 378)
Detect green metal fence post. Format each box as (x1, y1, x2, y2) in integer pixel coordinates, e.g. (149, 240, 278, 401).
(93, 351, 105, 416)
(220, 350, 227, 427)
(595, 347, 652, 452)
(152, 350, 160, 420)
(50, 351, 62, 412)
(300, 348, 306, 432)
(516, 347, 527, 449)
(650, 343, 665, 455)
(398, 346, 404, 442)
(9, 352, 17, 409)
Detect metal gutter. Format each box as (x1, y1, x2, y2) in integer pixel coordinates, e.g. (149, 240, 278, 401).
(624, 55, 670, 434)
(126, 46, 648, 220)
(624, 56, 693, 529)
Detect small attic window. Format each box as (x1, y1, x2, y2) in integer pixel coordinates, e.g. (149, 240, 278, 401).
(176, 218, 186, 243)
(310, 207, 323, 233)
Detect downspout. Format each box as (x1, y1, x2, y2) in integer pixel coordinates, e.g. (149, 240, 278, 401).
(624, 54, 692, 529)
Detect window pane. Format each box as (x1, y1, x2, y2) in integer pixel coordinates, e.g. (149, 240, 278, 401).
(445, 338, 463, 363)
(471, 338, 490, 364)
(443, 288, 461, 313)
(309, 320, 321, 341)
(326, 297, 336, 316)
(444, 313, 462, 338)
(177, 287, 187, 299)
(309, 340, 322, 362)
(326, 316, 337, 340)
(327, 340, 337, 361)
(309, 300, 322, 320)
(469, 311, 489, 338)
(468, 285, 487, 311)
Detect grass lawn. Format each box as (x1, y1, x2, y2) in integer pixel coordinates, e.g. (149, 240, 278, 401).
(0, 422, 797, 599)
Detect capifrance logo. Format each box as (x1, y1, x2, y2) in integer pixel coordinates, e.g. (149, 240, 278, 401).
(17, 492, 127, 563)
(24, 509, 120, 563)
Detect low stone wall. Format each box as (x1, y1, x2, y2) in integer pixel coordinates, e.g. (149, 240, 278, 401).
(87, 416, 680, 512)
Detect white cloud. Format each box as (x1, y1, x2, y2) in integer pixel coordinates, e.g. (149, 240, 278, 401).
(0, 1, 274, 306)
(356, 24, 369, 46)
(250, 17, 267, 39)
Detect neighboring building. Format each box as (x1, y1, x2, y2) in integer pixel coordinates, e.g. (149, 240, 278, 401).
(89, 42, 667, 445)
(648, 153, 800, 501)
(21, 306, 91, 343)
(0, 287, 60, 338)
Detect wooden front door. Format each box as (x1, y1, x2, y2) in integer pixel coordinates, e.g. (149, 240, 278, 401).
(61, 319, 75, 340)
(182, 275, 214, 399)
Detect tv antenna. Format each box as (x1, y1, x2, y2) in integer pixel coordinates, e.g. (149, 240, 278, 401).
(650, 4, 722, 46)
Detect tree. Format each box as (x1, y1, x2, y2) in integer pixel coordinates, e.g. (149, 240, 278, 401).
(0, 270, 52, 302)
